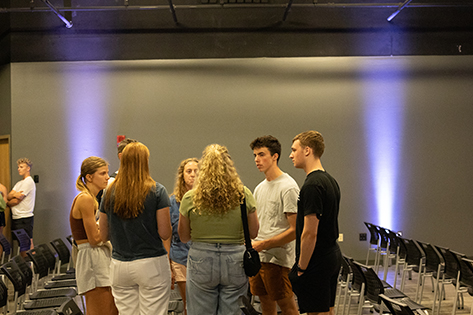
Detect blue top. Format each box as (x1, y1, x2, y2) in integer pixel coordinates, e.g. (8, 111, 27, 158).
(100, 183, 171, 261)
(169, 195, 191, 266)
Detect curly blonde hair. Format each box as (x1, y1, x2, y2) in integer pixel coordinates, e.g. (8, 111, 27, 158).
(172, 158, 199, 203)
(193, 144, 244, 215)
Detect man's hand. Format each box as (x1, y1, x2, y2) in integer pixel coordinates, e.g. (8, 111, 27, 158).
(252, 240, 267, 252)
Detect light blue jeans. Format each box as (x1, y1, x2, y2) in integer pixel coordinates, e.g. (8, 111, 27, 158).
(186, 242, 248, 315)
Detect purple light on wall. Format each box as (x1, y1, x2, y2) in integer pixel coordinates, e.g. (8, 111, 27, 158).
(362, 61, 406, 229)
(64, 63, 108, 200)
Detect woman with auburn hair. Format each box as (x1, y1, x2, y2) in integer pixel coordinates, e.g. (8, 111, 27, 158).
(69, 157, 118, 315)
(178, 144, 259, 315)
(164, 158, 198, 315)
(100, 142, 172, 315)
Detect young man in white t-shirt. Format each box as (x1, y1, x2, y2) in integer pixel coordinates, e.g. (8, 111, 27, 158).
(249, 136, 300, 315)
(7, 158, 36, 255)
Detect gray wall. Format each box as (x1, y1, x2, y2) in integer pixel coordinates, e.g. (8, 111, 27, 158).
(6, 56, 473, 260)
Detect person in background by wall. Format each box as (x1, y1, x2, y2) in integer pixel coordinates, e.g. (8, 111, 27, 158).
(163, 158, 198, 315)
(288, 131, 342, 315)
(108, 138, 138, 184)
(96, 138, 138, 206)
(0, 182, 7, 236)
(7, 158, 36, 256)
(178, 144, 259, 315)
(249, 136, 299, 315)
(70, 156, 118, 315)
(100, 142, 172, 315)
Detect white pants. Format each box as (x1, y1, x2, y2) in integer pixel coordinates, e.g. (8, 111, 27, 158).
(110, 255, 171, 315)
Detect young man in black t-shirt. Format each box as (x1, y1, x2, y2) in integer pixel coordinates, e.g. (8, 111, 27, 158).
(288, 130, 342, 315)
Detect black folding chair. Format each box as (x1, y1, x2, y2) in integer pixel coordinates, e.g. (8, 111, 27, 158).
(0, 233, 12, 264)
(12, 229, 32, 255)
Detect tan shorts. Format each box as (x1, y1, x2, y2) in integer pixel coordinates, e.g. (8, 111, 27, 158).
(249, 262, 293, 301)
(171, 260, 187, 282)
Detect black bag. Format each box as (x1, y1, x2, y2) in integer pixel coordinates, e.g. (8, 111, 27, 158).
(241, 198, 261, 277)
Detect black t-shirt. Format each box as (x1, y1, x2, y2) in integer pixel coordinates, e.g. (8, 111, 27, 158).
(296, 170, 340, 263)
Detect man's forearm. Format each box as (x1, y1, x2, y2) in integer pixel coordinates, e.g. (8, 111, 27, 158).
(7, 198, 20, 207)
(298, 231, 317, 269)
(255, 228, 296, 252)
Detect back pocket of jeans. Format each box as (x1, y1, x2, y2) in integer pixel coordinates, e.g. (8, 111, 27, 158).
(188, 255, 214, 285)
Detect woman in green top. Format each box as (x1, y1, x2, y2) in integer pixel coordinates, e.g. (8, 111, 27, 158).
(178, 144, 259, 315)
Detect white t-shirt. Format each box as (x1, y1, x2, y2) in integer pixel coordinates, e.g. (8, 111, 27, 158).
(11, 176, 36, 219)
(254, 172, 299, 268)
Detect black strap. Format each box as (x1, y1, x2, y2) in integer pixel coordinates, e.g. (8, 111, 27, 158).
(240, 197, 252, 250)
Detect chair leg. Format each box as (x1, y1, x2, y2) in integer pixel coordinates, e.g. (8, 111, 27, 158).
(357, 283, 365, 315)
(452, 272, 461, 315)
(341, 274, 351, 315)
(400, 262, 408, 292)
(383, 254, 389, 281)
(335, 281, 344, 315)
(431, 267, 441, 315)
(419, 271, 426, 303)
(414, 261, 423, 302)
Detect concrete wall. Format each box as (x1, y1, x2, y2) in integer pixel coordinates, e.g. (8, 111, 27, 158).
(7, 55, 473, 260)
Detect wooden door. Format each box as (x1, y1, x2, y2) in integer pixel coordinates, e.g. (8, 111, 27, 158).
(0, 136, 11, 240)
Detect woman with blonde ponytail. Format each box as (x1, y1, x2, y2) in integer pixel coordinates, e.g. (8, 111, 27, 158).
(100, 142, 172, 315)
(69, 156, 118, 315)
(178, 144, 259, 315)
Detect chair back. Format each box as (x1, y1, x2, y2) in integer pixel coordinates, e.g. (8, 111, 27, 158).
(460, 258, 473, 288)
(0, 277, 8, 310)
(1, 260, 27, 297)
(0, 233, 12, 263)
(346, 257, 366, 294)
(417, 241, 443, 274)
(50, 238, 71, 266)
(12, 229, 32, 253)
(374, 226, 389, 251)
(385, 229, 401, 255)
(400, 238, 424, 269)
(364, 222, 379, 246)
(12, 255, 33, 287)
(379, 294, 416, 315)
(354, 261, 383, 304)
(435, 246, 459, 280)
(37, 243, 58, 273)
(450, 250, 468, 284)
(27, 247, 50, 279)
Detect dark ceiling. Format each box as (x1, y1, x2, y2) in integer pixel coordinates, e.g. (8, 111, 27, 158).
(1, 0, 473, 63)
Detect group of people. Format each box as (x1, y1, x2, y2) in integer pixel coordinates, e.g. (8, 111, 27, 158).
(69, 130, 342, 315)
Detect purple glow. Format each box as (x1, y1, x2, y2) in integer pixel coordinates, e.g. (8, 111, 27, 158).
(362, 61, 406, 229)
(64, 63, 108, 200)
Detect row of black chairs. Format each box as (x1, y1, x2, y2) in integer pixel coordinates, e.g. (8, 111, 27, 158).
(337, 253, 430, 315)
(0, 230, 82, 315)
(360, 222, 473, 315)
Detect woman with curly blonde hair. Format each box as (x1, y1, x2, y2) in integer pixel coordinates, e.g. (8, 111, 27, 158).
(178, 144, 259, 315)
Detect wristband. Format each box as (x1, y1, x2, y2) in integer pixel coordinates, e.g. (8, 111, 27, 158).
(297, 265, 306, 272)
